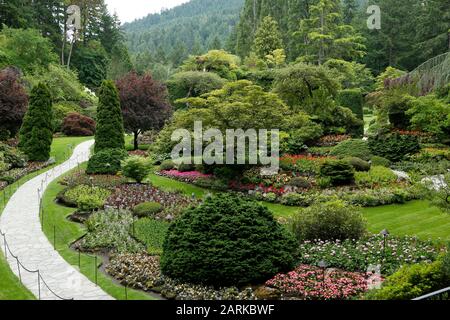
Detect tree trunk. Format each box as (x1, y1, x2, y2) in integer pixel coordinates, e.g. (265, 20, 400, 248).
(134, 131, 139, 151)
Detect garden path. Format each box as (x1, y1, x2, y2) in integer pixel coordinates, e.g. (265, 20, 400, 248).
(0, 140, 113, 300)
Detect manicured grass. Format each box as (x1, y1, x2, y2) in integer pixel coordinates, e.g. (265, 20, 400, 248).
(0, 136, 92, 301)
(41, 167, 156, 300)
(363, 200, 450, 241)
(0, 254, 35, 300)
(148, 173, 210, 198)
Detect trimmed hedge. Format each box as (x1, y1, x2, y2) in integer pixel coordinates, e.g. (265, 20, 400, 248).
(330, 139, 372, 161)
(132, 202, 163, 218)
(161, 194, 297, 287)
(86, 148, 128, 175)
(368, 133, 420, 162)
(319, 160, 355, 186)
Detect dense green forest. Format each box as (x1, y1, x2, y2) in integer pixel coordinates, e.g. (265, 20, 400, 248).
(123, 0, 244, 78)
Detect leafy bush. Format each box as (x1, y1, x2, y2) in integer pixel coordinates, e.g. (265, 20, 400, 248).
(366, 259, 448, 300)
(62, 112, 96, 136)
(371, 156, 391, 167)
(134, 218, 169, 255)
(52, 102, 82, 132)
(82, 209, 144, 253)
(0, 143, 26, 168)
(355, 166, 397, 188)
(86, 148, 128, 175)
(344, 157, 371, 172)
(280, 193, 315, 207)
(132, 202, 163, 218)
(337, 89, 364, 137)
(330, 139, 372, 161)
(368, 132, 420, 162)
(64, 185, 111, 211)
(177, 163, 196, 172)
(161, 194, 297, 287)
(319, 160, 355, 186)
(160, 160, 175, 171)
(290, 201, 367, 242)
(121, 156, 149, 183)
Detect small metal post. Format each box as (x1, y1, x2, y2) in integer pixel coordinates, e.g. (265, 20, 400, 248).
(16, 258, 22, 283)
(78, 249, 81, 269)
(94, 256, 98, 286)
(37, 271, 41, 300)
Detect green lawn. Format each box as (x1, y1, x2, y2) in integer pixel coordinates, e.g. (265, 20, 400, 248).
(41, 167, 155, 300)
(363, 200, 450, 241)
(0, 136, 92, 301)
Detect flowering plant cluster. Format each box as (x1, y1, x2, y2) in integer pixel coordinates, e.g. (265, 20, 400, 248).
(0, 162, 49, 189)
(280, 155, 334, 175)
(106, 183, 199, 218)
(297, 236, 440, 275)
(159, 170, 213, 183)
(317, 135, 351, 147)
(60, 169, 128, 189)
(128, 150, 149, 157)
(266, 265, 369, 300)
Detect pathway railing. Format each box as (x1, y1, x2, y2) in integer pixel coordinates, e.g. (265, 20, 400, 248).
(413, 287, 450, 301)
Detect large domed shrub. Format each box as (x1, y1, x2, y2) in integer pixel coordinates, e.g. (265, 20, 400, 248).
(161, 194, 297, 287)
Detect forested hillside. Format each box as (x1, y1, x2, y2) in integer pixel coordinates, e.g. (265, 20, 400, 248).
(124, 0, 244, 77)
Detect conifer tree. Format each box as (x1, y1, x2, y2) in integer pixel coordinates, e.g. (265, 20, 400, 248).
(253, 16, 284, 59)
(18, 83, 54, 161)
(94, 80, 125, 153)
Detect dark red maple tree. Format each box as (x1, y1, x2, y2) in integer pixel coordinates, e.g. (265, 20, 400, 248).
(0, 67, 28, 138)
(116, 71, 172, 150)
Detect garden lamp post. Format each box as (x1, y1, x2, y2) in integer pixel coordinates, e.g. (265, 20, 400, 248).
(89, 176, 94, 187)
(380, 229, 390, 259)
(318, 260, 328, 293)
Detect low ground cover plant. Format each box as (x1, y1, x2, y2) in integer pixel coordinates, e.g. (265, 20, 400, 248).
(134, 218, 170, 255)
(63, 185, 111, 211)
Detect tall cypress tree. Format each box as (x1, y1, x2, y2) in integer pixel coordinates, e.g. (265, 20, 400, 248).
(94, 80, 125, 153)
(18, 83, 54, 161)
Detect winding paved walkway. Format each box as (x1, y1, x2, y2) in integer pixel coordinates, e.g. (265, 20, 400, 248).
(0, 140, 113, 300)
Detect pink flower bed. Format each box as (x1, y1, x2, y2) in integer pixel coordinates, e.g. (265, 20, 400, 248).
(160, 170, 213, 183)
(266, 265, 371, 300)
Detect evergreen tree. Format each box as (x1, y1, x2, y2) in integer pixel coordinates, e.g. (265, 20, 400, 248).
(209, 36, 222, 50)
(297, 0, 366, 64)
(94, 80, 125, 153)
(342, 0, 358, 24)
(18, 83, 54, 161)
(253, 16, 284, 59)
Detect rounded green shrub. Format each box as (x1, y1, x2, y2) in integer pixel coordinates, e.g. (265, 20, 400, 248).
(121, 156, 149, 183)
(64, 185, 111, 211)
(161, 194, 297, 287)
(289, 177, 312, 188)
(368, 133, 420, 162)
(160, 160, 175, 171)
(289, 200, 367, 241)
(132, 202, 163, 218)
(177, 163, 195, 172)
(344, 157, 371, 172)
(319, 160, 355, 186)
(371, 156, 391, 167)
(87, 148, 128, 175)
(330, 139, 372, 161)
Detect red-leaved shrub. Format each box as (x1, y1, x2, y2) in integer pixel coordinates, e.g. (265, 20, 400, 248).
(62, 112, 96, 136)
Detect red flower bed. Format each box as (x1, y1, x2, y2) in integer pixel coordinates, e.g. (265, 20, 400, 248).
(266, 265, 371, 300)
(160, 170, 213, 183)
(228, 181, 286, 196)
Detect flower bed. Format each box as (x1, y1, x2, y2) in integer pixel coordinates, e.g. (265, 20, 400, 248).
(297, 236, 440, 275)
(106, 184, 199, 219)
(0, 161, 50, 190)
(128, 150, 149, 157)
(280, 155, 334, 175)
(60, 169, 128, 189)
(317, 135, 351, 147)
(106, 253, 256, 300)
(159, 170, 213, 183)
(266, 265, 369, 300)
